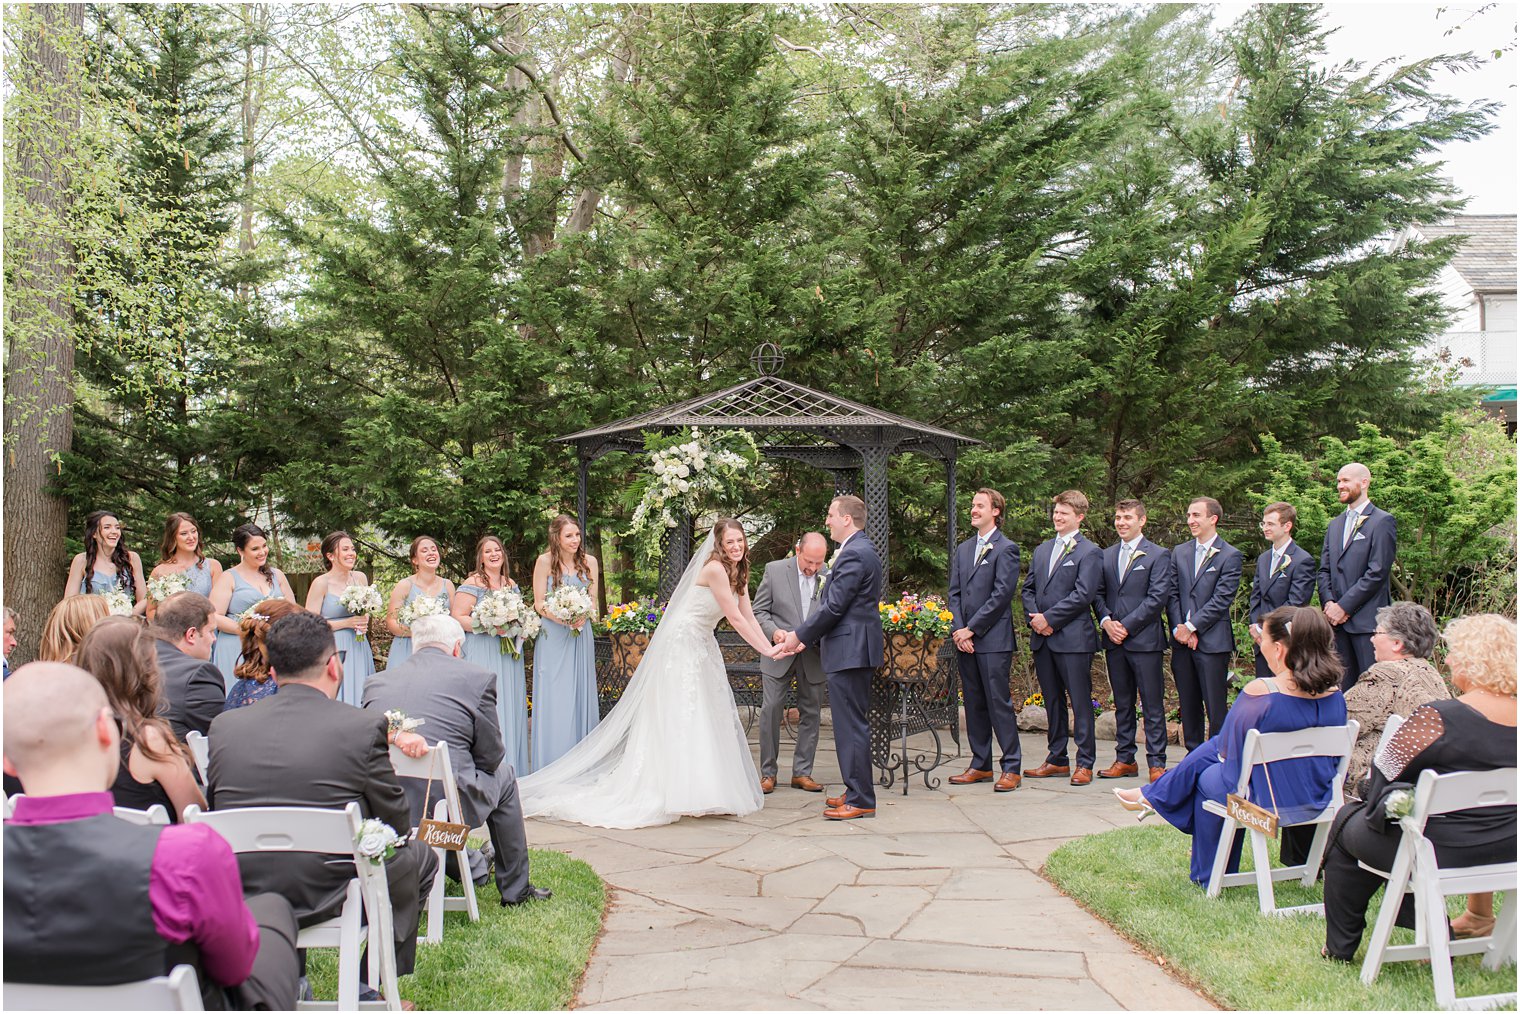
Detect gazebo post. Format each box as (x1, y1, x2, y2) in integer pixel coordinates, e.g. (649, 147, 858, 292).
(945, 454, 958, 566)
(657, 514, 692, 603)
(861, 445, 891, 582)
(576, 451, 591, 538)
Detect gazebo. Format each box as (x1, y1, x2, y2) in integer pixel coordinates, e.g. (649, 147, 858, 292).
(557, 345, 982, 591)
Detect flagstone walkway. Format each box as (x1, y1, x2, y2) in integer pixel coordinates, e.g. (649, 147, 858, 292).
(526, 727, 1217, 1010)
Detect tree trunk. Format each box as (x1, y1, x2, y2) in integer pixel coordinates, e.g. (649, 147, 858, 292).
(3, 4, 84, 666)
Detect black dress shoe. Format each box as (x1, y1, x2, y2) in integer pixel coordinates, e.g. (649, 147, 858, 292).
(503, 884, 553, 906)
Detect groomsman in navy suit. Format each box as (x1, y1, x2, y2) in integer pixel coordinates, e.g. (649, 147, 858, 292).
(1318, 463, 1396, 690)
(1167, 497, 1244, 752)
(946, 488, 1022, 792)
(1248, 502, 1316, 679)
(1021, 490, 1103, 785)
(1095, 499, 1175, 783)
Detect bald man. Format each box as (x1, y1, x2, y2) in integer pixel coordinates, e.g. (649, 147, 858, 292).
(1317, 463, 1397, 690)
(2, 663, 300, 1009)
(752, 533, 830, 793)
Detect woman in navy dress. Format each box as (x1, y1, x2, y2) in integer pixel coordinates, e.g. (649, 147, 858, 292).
(224, 599, 303, 711)
(1115, 605, 1347, 885)
(64, 510, 146, 613)
(305, 531, 376, 706)
(384, 535, 454, 671)
(208, 524, 295, 690)
(146, 512, 222, 621)
(530, 514, 600, 770)
(452, 534, 531, 775)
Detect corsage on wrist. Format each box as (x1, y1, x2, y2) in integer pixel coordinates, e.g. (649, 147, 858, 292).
(384, 709, 425, 741)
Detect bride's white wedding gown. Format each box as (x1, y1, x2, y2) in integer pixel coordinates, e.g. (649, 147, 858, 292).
(519, 581, 765, 829)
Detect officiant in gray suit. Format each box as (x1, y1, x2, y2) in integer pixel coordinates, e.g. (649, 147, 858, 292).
(751, 532, 829, 795)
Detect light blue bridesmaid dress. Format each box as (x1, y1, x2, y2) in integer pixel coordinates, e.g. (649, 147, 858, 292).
(83, 570, 123, 596)
(211, 570, 284, 692)
(182, 559, 214, 598)
(321, 583, 376, 707)
(530, 572, 598, 771)
(384, 582, 450, 671)
(456, 581, 531, 776)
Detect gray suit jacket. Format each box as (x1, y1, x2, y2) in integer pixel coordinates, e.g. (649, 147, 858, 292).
(752, 557, 827, 684)
(361, 647, 505, 827)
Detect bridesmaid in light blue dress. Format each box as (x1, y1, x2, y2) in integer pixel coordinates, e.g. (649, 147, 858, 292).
(64, 510, 147, 613)
(384, 535, 453, 671)
(208, 524, 295, 691)
(451, 534, 531, 775)
(530, 514, 600, 770)
(146, 512, 222, 620)
(305, 531, 377, 707)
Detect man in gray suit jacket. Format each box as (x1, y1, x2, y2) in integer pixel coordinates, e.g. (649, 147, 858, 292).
(751, 533, 829, 795)
(207, 610, 437, 987)
(150, 591, 227, 740)
(361, 614, 547, 908)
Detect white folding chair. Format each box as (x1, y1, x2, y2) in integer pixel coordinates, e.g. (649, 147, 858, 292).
(4, 793, 19, 819)
(1203, 721, 1359, 915)
(388, 741, 480, 943)
(113, 804, 171, 825)
(5, 963, 204, 1010)
(184, 802, 400, 1012)
(1359, 767, 1517, 1010)
(186, 731, 210, 785)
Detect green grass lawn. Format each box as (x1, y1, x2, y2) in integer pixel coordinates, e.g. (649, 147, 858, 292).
(308, 848, 605, 1010)
(1045, 825, 1515, 1011)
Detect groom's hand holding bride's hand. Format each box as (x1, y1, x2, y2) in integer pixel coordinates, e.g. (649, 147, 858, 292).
(779, 630, 804, 656)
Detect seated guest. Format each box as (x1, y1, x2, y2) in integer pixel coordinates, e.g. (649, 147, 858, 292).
(1114, 606, 1347, 886)
(1343, 601, 1449, 795)
(37, 594, 109, 664)
(224, 599, 302, 711)
(76, 616, 205, 820)
(208, 609, 437, 995)
(150, 591, 228, 740)
(1322, 613, 1515, 960)
(362, 614, 550, 907)
(3, 662, 301, 1009)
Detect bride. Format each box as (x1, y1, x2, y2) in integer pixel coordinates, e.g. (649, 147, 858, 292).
(519, 519, 792, 829)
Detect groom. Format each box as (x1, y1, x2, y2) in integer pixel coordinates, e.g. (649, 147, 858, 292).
(781, 495, 884, 820)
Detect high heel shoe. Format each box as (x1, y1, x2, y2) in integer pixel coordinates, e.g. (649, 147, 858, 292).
(1112, 787, 1155, 821)
(1451, 909, 1497, 939)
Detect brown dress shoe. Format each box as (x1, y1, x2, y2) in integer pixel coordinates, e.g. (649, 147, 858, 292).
(823, 804, 875, 820)
(994, 771, 1022, 792)
(1097, 761, 1139, 779)
(826, 794, 847, 808)
(1149, 766, 1166, 783)
(791, 775, 824, 792)
(760, 776, 776, 794)
(948, 768, 994, 785)
(1024, 761, 1071, 778)
(1069, 767, 1094, 785)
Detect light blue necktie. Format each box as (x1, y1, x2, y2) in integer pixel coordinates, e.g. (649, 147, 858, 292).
(1342, 508, 1359, 548)
(1119, 542, 1134, 578)
(1270, 549, 1283, 578)
(1194, 542, 1207, 576)
(1049, 537, 1066, 577)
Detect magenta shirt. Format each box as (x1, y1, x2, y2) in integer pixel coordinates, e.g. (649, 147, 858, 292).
(7, 792, 260, 987)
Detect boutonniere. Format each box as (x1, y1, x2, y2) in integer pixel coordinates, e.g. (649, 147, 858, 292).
(1349, 512, 1369, 538)
(974, 542, 994, 566)
(1271, 555, 1292, 579)
(1123, 548, 1146, 575)
(1200, 545, 1219, 566)
(1061, 539, 1077, 559)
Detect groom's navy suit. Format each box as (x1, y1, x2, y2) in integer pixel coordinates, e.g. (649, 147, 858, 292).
(795, 532, 884, 810)
(1318, 504, 1396, 690)
(1021, 532, 1102, 770)
(947, 527, 1021, 775)
(1095, 537, 1174, 769)
(1248, 539, 1315, 678)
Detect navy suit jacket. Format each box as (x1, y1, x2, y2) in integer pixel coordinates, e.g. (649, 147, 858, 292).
(1248, 539, 1316, 625)
(1020, 533, 1101, 653)
(1318, 505, 1396, 634)
(1167, 537, 1244, 654)
(795, 533, 885, 673)
(947, 528, 1019, 654)
(1095, 537, 1175, 653)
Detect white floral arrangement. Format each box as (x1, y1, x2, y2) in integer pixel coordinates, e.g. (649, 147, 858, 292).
(1383, 789, 1415, 821)
(471, 587, 535, 656)
(624, 427, 760, 564)
(100, 589, 135, 616)
(355, 818, 404, 865)
(398, 593, 447, 629)
(146, 571, 190, 602)
(519, 610, 542, 643)
(238, 603, 270, 625)
(543, 583, 595, 637)
(338, 585, 385, 641)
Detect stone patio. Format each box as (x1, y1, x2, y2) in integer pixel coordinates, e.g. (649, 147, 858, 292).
(526, 724, 1218, 1010)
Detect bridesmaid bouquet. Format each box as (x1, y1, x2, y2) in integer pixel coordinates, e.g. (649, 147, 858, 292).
(519, 611, 542, 642)
(543, 584, 595, 637)
(146, 572, 190, 602)
(338, 585, 385, 641)
(471, 588, 534, 657)
(100, 589, 134, 616)
(398, 594, 446, 629)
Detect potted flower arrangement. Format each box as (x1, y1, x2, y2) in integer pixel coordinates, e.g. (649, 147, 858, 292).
(603, 600, 665, 673)
(877, 593, 953, 687)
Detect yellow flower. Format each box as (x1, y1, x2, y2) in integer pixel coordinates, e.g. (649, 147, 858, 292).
(939, 610, 952, 622)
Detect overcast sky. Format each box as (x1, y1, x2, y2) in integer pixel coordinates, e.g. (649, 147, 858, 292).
(1214, 2, 1518, 215)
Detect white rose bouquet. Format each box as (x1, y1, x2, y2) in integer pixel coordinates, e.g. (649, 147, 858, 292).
(101, 589, 135, 616)
(519, 610, 542, 643)
(146, 572, 190, 603)
(623, 427, 760, 565)
(472, 588, 533, 656)
(543, 584, 595, 637)
(355, 818, 404, 865)
(338, 585, 385, 641)
(398, 593, 446, 629)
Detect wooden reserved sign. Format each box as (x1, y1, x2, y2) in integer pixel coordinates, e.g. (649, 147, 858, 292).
(417, 818, 469, 851)
(1226, 794, 1279, 838)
